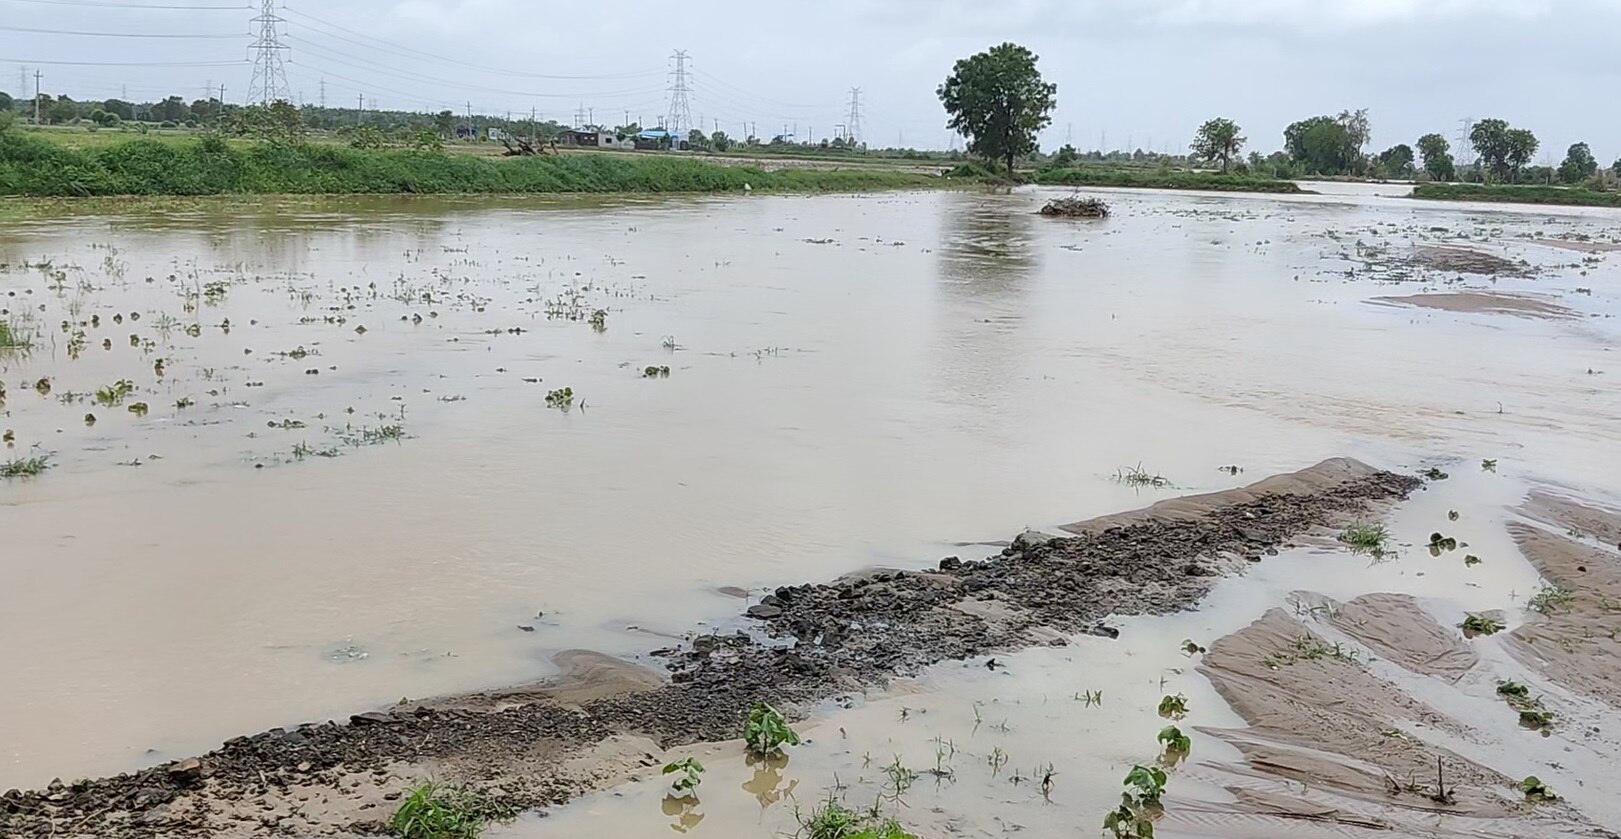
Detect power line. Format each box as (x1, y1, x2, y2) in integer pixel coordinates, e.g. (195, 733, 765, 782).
(247, 0, 289, 104)
(0, 24, 242, 38)
(0, 56, 246, 66)
(664, 49, 691, 136)
(279, 5, 661, 81)
(7, 0, 247, 8)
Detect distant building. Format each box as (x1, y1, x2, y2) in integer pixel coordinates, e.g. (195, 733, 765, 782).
(635, 129, 687, 151)
(560, 129, 620, 149)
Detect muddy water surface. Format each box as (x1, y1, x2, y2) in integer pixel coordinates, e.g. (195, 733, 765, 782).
(2, 188, 1619, 833)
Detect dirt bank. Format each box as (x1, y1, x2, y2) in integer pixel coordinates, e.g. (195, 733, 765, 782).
(0, 459, 1420, 838)
(1372, 291, 1576, 319)
(1329, 592, 1479, 681)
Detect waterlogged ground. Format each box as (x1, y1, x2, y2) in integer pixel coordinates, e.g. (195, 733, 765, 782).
(2, 186, 1619, 836)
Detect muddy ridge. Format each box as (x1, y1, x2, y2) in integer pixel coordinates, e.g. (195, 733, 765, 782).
(0, 459, 1421, 838)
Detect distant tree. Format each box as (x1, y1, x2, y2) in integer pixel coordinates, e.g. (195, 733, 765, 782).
(1052, 143, 1078, 166)
(1468, 118, 1512, 181)
(1247, 150, 1263, 167)
(1284, 115, 1355, 175)
(937, 42, 1057, 176)
(153, 95, 191, 124)
(686, 128, 706, 149)
(613, 122, 640, 141)
(1614, 158, 1621, 184)
(1557, 142, 1597, 184)
(1190, 117, 1244, 172)
(190, 98, 223, 123)
(101, 98, 133, 121)
(1504, 128, 1538, 181)
(1416, 133, 1455, 181)
(710, 130, 731, 151)
(434, 110, 455, 137)
(0, 91, 13, 113)
(47, 95, 78, 125)
(1376, 144, 1415, 179)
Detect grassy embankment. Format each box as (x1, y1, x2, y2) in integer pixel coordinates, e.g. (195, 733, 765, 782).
(1032, 165, 1304, 193)
(0, 128, 941, 197)
(1413, 183, 1621, 208)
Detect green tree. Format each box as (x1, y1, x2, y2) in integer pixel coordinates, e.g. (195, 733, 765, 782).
(1376, 144, 1414, 178)
(1469, 118, 1512, 181)
(434, 110, 455, 137)
(1284, 115, 1354, 175)
(686, 128, 707, 149)
(153, 95, 191, 124)
(710, 130, 731, 151)
(1504, 128, 1538, 182)
(613, 122, 641, 141)
(101, 98, 133, 121)
(47, 95, 78, 125)
(0, 91, 13, 113)
(1052, 143, 1078, 166)
(1556, 142, 1597, 184)
(1416, 133, 1455, 181)
(1190, 117, 1244, 172)
(937, 42, 1057, 176)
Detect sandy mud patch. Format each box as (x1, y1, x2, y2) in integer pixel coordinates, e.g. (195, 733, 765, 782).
(1372, 290, 1576, 319)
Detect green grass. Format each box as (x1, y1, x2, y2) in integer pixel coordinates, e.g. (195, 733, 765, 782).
(1338, 522, 1390, 554)
(1, 455, 51, 479)
(1032, 166, 1304, 193)
(795, 796, 916, 839)
(1413, 183, 1621, 208)
(0, 127, 941, 197)
(389, 782, 511, 839)
(0, 319, 30, 351)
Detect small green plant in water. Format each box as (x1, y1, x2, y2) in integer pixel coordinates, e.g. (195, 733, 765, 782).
(1422, 466, 1449, 480)
(1115, 463, 1171, 488)
(588, 309, 607, 332)
(1496, 680, 1529, 699)
(1105, 764, 1169, 838)
(1, 455, 50, 479)
(661, 757, 704, 795)
(1460, 614, 1504, 637)
(1180, 639, 1206, 656)
(1527, 584, 1574, 615)
(1157, 725, 1191, 755)
(1427, 532, 1459, 555)
(1521, 776, 1557, 803)
(1481, 458, 1498, 472)
(94, 379, 135, 407)
(742, 702, 799, 757)
(544, 387, 575, 411)
(389, 782, 511, 839)
(643, 365, 671, 378)
(1465, 554, 1482, 566)
(793, 793, 915, 839)
(1338, 522, 1390, 557)
(1157, 694, 1188, 719)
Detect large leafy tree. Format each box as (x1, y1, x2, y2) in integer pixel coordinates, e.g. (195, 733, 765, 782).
(1556, 142, 1596, 184)
(1376, 144, 1415, 179)
(937, 42, 1057, 176)
(1190, 117, 1244, 173)
(1284, 115, 1355, 175)
(1504, 128, 1538, 181)
(1468, 118, 1512, 181)
(0, 91, 14, 113)
(1416, 133, 1455, 181)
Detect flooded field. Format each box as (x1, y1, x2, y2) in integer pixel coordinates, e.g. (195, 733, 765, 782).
(2, 185, 1619, 837)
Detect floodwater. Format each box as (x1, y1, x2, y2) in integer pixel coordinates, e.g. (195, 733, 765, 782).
(2, 186, 1619, 834)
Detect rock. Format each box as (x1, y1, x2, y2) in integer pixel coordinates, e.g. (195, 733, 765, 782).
(517, 625, 535, 632)
(349, 711, 393, 726)
(1013, 530, 1058, 550)
(745, 604, 783, 619)
(1084, 623, 1120, 640)
(167, 758, 204, 786)
(760, 594, 784, 608)
(938, 556, 962, 571)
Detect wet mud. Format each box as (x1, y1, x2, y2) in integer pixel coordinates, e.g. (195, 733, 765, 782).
(0, 459, 1420, 837)
(1373, 291, 1577, 319)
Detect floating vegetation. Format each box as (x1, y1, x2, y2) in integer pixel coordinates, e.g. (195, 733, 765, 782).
(1422, 466, 1450, 481)
(93, 380, 135, 408)
(1339, 522, 1391, 557)
(1459, 614, 1504, 637)
(1115, 464, 1171, 488)
(544, 387, 575, 411)
(642, 365, 671, 378)
(1156, 694, 1188, 719)
(338, 424, 406, 446)
(661, 757, 704, 796)
(1520, 776, 1558, 803)
(127, 402, 149, 417)
(389, 781, 513, 839)
(1039, 195, 1110, 218)
(1481, 459, 1498, 472)
(589, 309, 607, 332)
(1427, 532, 1459, 555)
(742, 702, 799, 758)
(1, 455, 50, 479)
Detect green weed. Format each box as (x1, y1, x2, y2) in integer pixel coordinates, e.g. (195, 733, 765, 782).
(793, 794, 914, 839)
(1, 455, 50, 479)
(544, 387, 574, 411)
(742, 702, 799, 758)
(661, 757, 704, 795)
(1115, 464, 1171, 488)
(1157, 694, 1188, 719)
(1460, 614, 1504, 637)
(388, 782, 511, 839)
(93, 379, 135, 407)
(1527, 584, 1574, 615)
(642, 365, 671, 378)
(1338, 522, 1390, 556)
(1520, 775, 1558, 802)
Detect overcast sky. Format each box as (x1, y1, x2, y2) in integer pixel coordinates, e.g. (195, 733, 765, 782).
(4, 0, 1619, 162)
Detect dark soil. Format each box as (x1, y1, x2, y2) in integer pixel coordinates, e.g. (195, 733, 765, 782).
(0, 460, 1421, 838)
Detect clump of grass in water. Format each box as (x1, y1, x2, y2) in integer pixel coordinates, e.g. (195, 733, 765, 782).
(1, 455, 50, 479)
(94, 379, 135, 408)
(339, 424, 407, 446)
(389, 782, 513, 839)
(794, 793, 916, 839)
(1459, 614, 1504, 637)
(544, 387, 574, 411)
(1115, 463, 1170, 488)
(0, 319, 33, 351)
(1338, 522, 1390, 557)
(642, 365, 671, 378)
(1527, 583, 1574, 615)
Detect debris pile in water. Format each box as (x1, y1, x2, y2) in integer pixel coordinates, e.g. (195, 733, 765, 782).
(1039, 195, 1110, 218)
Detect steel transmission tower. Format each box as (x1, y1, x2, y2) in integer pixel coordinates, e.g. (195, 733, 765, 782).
(247, 0, 290, 105)
(845, 87, 862, 145)
(664, 50, 692, 137)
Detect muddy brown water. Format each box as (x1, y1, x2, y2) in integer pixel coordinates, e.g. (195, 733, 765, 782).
(2, 186, 1619, 836)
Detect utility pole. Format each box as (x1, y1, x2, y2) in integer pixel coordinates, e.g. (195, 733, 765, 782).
(218, 83, 226, 104)
(664, 49, 692, 137)
(530, 106, 536, 144)
(319, 78, 326, 109)
(247, 0, 290, 104)
(357, 93, 364, 124)
(34, 69, 43, 124)
(845, 87, 862, 144)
